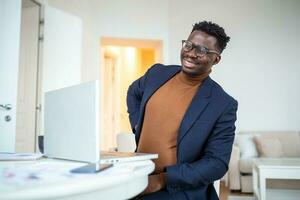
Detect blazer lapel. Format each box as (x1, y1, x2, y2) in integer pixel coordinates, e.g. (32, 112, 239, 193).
(142, 67, 180, 106)
(177, 76, 213, 145)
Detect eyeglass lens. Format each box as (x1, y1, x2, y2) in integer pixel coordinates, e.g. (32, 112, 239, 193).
(182, 41, 208, 56)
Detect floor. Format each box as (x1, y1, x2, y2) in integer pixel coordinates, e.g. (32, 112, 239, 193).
(220, 181, 253, 200)
(219, 181, 300, 200)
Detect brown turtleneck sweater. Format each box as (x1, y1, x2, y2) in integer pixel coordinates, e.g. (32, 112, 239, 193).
(137, 70, 211, 176)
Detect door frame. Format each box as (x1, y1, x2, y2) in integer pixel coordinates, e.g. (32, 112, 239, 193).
(16, 0, 43, 152)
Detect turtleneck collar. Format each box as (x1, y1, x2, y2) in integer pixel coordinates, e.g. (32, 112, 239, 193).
(176, 69, 211, 86)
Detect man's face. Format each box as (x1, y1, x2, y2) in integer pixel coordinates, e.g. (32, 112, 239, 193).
(180, 30, 221, 76)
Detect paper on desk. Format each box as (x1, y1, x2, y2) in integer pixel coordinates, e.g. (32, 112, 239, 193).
(0, 161, 87, 191)
(0, 160, 145, 189)
(0, 152, 43, 161)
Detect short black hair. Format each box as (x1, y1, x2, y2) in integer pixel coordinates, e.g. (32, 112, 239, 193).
(192, 21, 230, 53)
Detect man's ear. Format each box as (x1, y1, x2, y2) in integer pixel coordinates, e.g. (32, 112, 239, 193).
(213, 55, 221, 65)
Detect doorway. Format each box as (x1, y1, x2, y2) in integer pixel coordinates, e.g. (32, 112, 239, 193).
(15, 0, 42, 152)
(100, 37, 163, 150)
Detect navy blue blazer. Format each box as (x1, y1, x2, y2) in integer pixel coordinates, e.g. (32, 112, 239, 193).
(127, 64, 238, 200)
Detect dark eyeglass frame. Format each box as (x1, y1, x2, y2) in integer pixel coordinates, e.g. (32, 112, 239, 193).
(181, 40, 220, 56)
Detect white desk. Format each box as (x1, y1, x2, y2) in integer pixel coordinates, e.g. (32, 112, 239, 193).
(0, 158, 155, 200)
(252, 158, 300, 200)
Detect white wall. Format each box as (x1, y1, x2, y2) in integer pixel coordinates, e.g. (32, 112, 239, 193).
(47, 0, 100, 82)
(169, 0, 300, 131)
(47, 0, 170, 81)
(43, 5, 82, 92)
(46, 0, 300, 132)
(91, 0, 170, 65)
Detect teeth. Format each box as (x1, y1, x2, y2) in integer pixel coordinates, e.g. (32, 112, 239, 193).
(184, 58, 195, 64)
(184, 59, 195, 65)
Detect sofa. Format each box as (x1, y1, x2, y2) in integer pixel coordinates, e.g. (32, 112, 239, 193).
(228, 131, 300, 193)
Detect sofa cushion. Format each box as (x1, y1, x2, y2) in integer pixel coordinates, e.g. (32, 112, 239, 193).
(273, 132, 300, 157)
(236, 134, 258, 158)
(253, 136, 284, 157)
(239, 158, 253, 174)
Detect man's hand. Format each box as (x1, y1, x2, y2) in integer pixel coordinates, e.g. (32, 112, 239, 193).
(140, 173, 166, 195)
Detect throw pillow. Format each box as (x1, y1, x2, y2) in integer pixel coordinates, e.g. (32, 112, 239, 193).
(236, 134, 258, 158)
(253, 136, 284, 157)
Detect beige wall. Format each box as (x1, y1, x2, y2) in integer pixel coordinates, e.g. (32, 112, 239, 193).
(16, 5, 40, 152)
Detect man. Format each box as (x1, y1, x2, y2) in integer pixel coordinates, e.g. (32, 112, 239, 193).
(127, 21, 238, 200)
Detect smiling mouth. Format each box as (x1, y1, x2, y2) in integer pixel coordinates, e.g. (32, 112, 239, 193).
(183, 58, 197, 68)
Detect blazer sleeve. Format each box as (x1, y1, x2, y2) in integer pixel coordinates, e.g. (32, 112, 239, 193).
(126, 69, 149, 133)
(165, 99, 238, 193)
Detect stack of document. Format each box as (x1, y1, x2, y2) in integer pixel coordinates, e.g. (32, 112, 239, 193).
(0, 153, 43, 161)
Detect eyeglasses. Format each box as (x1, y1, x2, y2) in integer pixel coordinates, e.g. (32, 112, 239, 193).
(181, 40, 220, 56)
